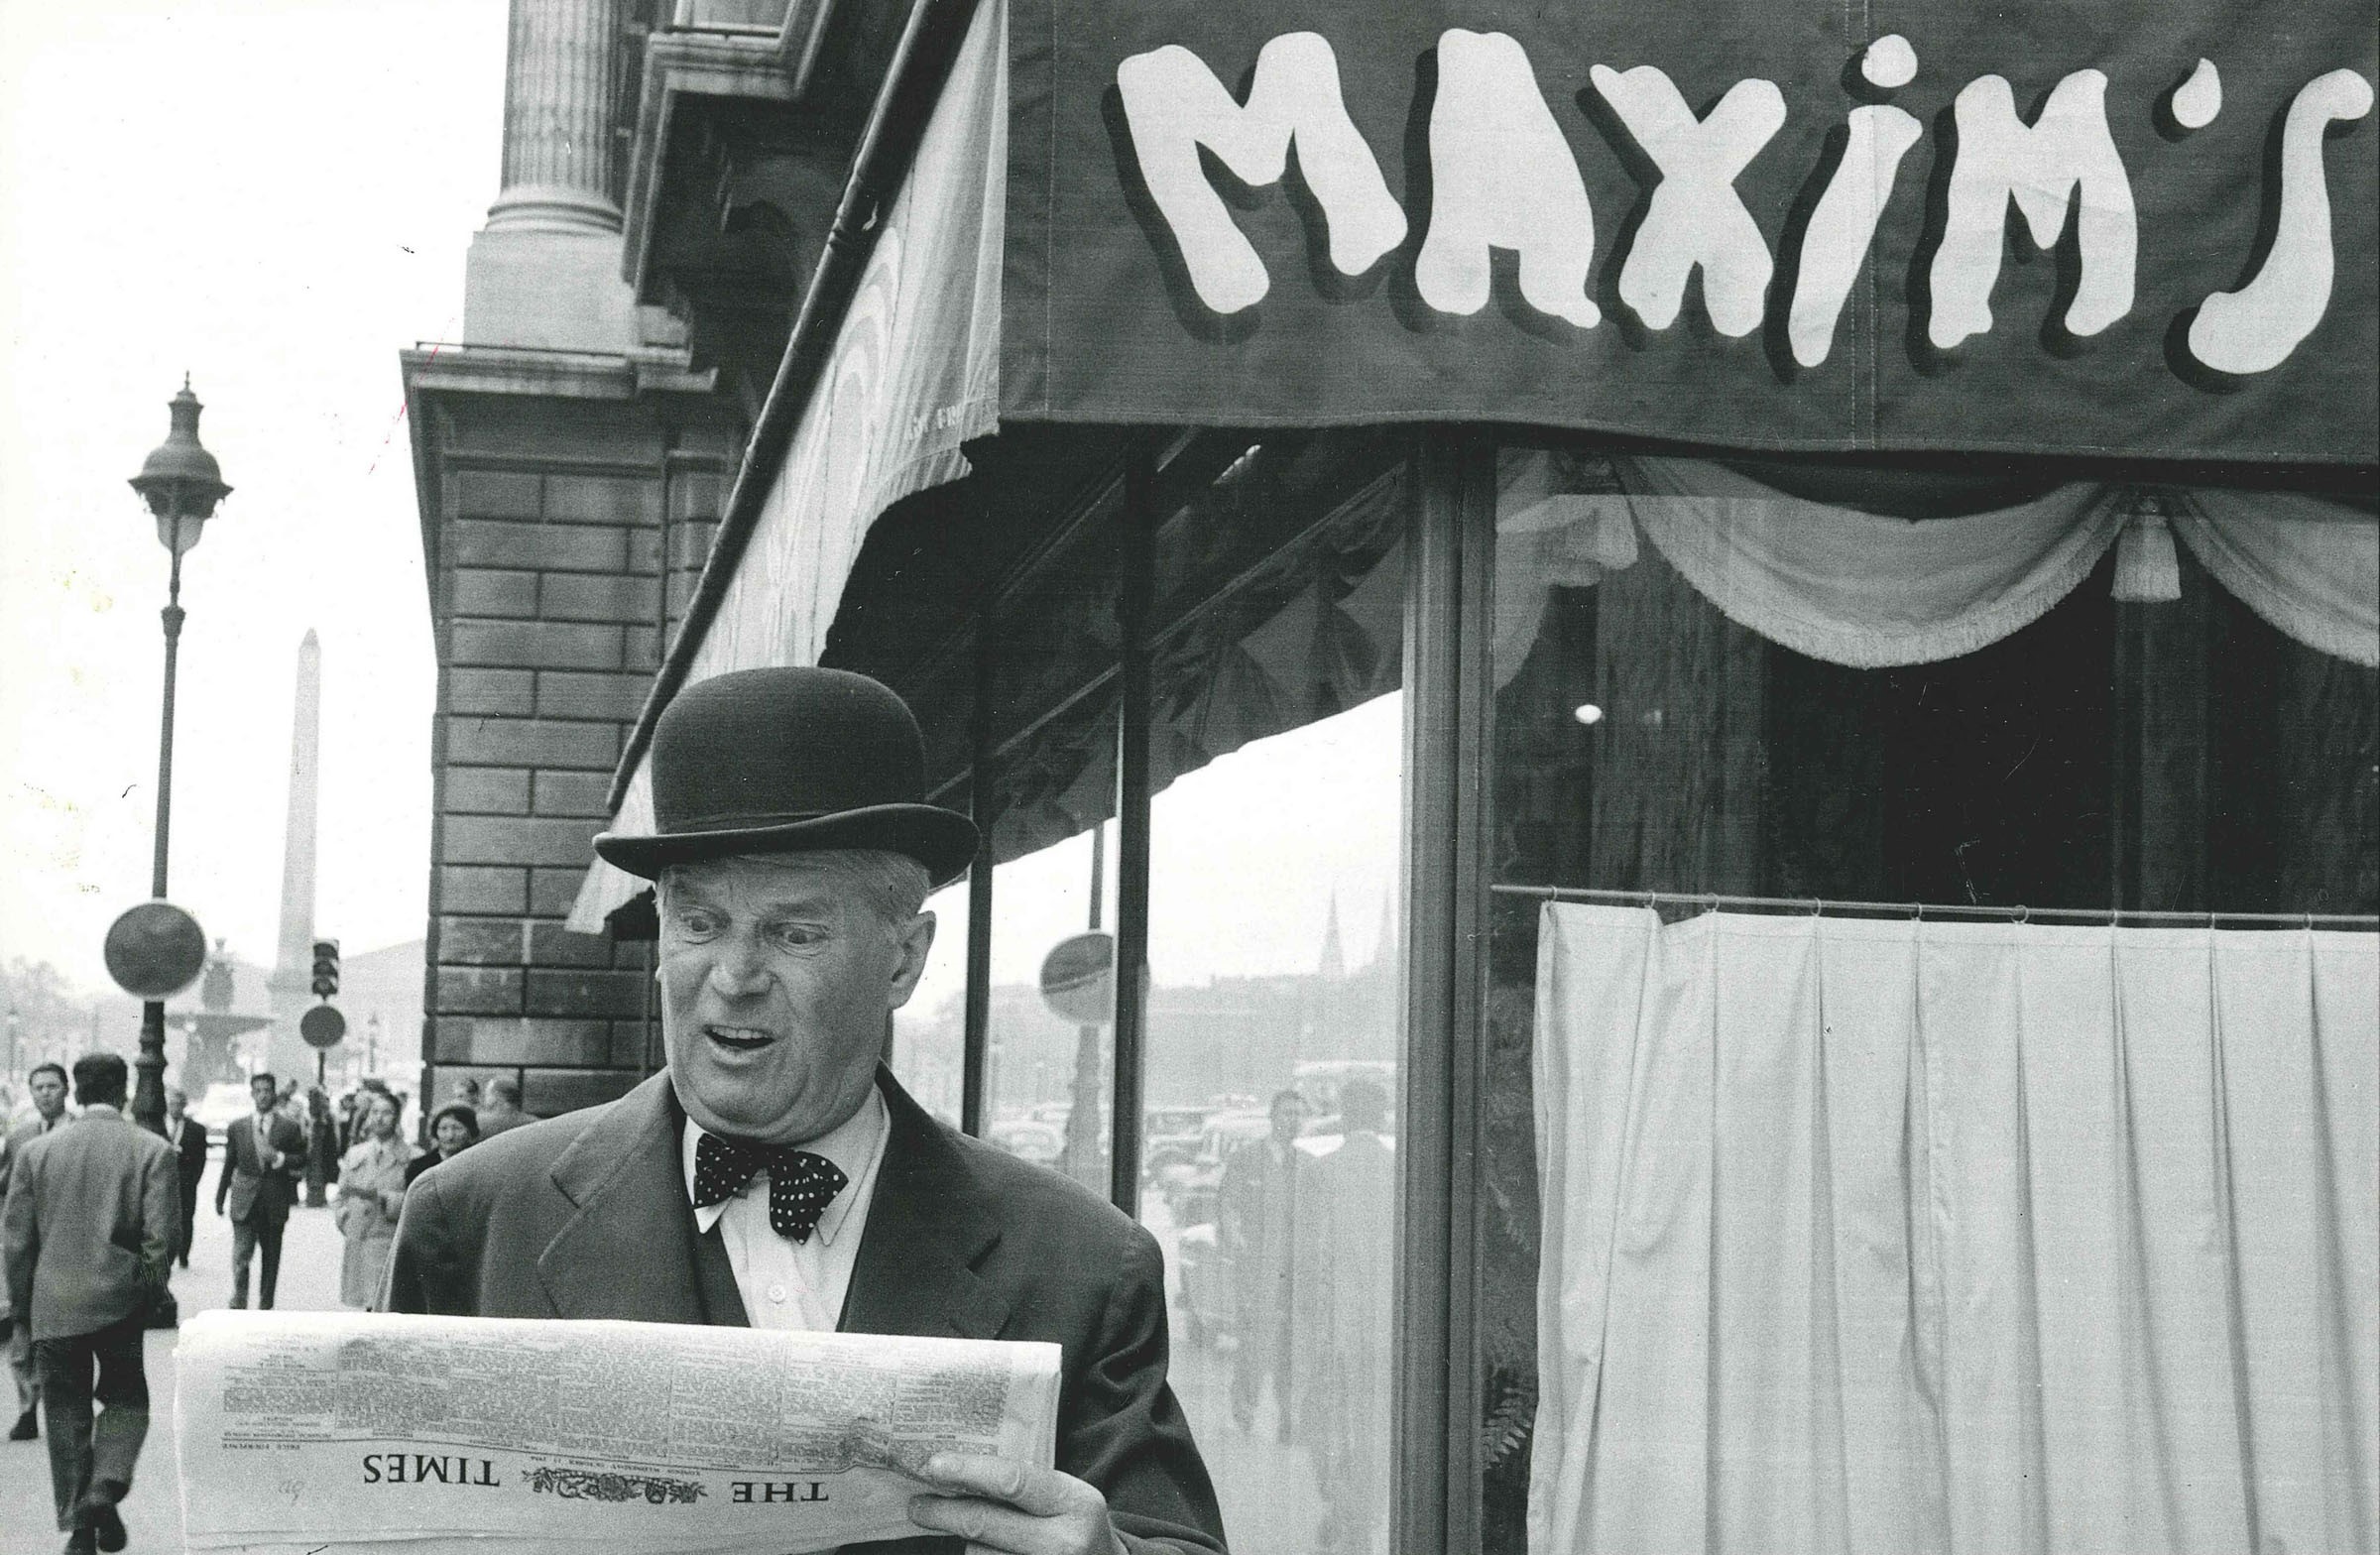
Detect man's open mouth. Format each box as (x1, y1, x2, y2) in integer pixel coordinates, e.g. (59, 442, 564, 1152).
(704, 1024, 776, 1052)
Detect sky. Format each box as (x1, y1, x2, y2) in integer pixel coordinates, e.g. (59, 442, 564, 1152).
(0, 0, 1404, 1009)
(0, 0, 507, 991)
(902, 691, 1406, 1029)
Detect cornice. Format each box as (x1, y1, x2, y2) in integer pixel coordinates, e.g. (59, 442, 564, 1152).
(623, 0, 840, 299)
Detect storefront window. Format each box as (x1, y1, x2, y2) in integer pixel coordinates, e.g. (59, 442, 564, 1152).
(1472, 444, 2379, 1548)
(888, 875, 969, 1129)
(985, 800, 1121, 1190)
(1143, 693, 1405, 1555)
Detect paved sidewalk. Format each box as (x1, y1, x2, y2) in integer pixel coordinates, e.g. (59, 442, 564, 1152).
(1, 1188, 350, 1554)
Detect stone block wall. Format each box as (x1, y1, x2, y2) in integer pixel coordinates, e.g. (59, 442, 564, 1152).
(419, 391, 738, 1118)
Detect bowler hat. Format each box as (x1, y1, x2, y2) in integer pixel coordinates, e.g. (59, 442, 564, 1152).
(593, 666, 979, 886)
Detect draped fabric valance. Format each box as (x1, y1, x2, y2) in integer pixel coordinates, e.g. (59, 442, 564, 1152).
(1496, 450, 2380, 684)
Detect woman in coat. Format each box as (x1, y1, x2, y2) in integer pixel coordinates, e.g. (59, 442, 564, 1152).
(333, 1092, 409, 1309)
(406, 1104, 480, 1187)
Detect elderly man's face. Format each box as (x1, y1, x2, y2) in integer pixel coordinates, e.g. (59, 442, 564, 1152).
(29, 1071, 66, 1118)
(657, 855, 934, 1146)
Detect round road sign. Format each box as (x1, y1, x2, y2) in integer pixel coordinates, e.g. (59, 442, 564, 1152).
(103, 900, 207, 1000)
(1039, 932, 1115, 1025)
(299, 1005, 348, 1049)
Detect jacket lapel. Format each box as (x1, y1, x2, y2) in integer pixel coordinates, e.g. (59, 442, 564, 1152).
(840, 1067, 1011, 1342)
(536, 1073, 712, 1324)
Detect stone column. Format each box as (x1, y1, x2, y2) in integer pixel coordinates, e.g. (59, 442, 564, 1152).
(487, 0, 625, 234)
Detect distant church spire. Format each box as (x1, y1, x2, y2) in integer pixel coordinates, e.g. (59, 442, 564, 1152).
(1318, 890, 1346, 982)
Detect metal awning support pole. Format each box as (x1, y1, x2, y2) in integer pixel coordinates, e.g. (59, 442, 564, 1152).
(1398, 428, 1495, 1555)
(1108, 443, 1157, 1213)
(962, 619, 997, 1136)
(610, 0, 986, 813)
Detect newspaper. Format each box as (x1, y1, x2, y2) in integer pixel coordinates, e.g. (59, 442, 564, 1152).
(174, 1310, 1062, 1555)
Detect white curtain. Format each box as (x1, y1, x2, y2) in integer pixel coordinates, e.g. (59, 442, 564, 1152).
(1491, 449, 2380, 682)
(1531, 903, 2379, 1555)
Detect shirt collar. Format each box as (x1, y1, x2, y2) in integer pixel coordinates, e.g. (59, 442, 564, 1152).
(79, 1103, 121, 1121)
(679, 1087, 888, 1245)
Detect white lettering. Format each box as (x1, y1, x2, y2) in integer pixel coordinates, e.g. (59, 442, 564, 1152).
(2187, 69, 2374, 374)
(1929, 70, 2137, 348)
(1590, 64, 1786, 336)
(1116, 35, 1407, 314)
(1413, 30, 1600, 327)
(2171, 59, 2221, 130)
(1860, 36, 1919, 92)
(1789, 104, 1924, 366)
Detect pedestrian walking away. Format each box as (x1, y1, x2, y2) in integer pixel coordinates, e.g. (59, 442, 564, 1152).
(213, 1071, 306, 1309)
(0, 1060, 73, 1442)
(333, 1093, 409, 1309)
(0, 1052, 179, 1554)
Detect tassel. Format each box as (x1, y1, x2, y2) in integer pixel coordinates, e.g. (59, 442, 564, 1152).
(1587, 501, 1640, 572)
(2112, 505, 2181, 603)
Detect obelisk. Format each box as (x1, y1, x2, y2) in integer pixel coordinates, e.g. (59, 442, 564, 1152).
(267, 630, 322, 1078)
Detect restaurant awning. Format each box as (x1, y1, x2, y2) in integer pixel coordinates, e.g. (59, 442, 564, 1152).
(575, 0, 2377, 929)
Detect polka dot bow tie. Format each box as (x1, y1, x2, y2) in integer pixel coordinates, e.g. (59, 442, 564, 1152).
(692, 1132, 848, 1244)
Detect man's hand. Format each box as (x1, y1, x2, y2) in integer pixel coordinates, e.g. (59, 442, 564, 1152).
(907, 1453, 1127, 1555)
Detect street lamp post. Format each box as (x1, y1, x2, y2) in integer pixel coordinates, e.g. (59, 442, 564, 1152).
(126, 378, 231, 1134)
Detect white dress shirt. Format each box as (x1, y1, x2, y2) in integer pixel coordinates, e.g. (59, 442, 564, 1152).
(679, 1089, 889, 1332)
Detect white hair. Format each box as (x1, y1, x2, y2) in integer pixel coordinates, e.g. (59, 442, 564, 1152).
(658, 848, 930, 933)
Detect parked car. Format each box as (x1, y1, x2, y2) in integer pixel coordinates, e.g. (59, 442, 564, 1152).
(1140, 1105, 1213, 1180)
(189, 1081, 255, 1148)
(988, 1118, 1065, 1165)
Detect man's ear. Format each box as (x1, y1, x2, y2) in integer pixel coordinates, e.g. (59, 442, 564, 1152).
(887, 909, 938, 1009)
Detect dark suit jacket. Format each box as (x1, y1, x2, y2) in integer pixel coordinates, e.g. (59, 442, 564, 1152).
(387, 1068, 1227, 1554)
(214, 1112, 307, 1225)
(171, 1115, 209, 1203)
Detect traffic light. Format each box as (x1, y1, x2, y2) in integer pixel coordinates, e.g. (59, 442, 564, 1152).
(309, 938, 340, 999)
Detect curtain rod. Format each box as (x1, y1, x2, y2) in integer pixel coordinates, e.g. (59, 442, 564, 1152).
(1489, 884, 2379, 930)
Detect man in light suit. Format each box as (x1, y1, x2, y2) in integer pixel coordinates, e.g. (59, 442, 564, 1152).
(212, 1070, 306, 1309)
(389, 666, 1227, 1555)
(2, 1051, 179, 1554)
(1, 1059, 73, 1441)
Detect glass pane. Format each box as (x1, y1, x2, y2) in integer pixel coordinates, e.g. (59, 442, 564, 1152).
(1141, 691, 1405, 1555)
(985, 809, 1120, 1191)
(888, 876, 969, 1130)
(1471, 446, 2380, 1548)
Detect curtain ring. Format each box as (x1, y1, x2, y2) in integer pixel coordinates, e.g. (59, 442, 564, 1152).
(1808, 897, 1824, 916)
(2016, 904, 2030, 924)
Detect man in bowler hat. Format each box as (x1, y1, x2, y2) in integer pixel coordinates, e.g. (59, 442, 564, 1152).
(388, 666, 1227, 1555)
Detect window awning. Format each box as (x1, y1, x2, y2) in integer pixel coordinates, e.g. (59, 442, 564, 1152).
(577, 0, 2378, 930)
(567, 0, 1007, 931)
